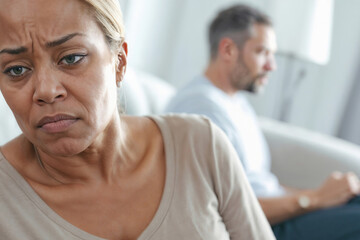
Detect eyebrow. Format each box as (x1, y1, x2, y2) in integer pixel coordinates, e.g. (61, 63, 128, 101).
(46, 32, 83, 48)
(0, 46, 27, 55)
(0, 33, 83, 55)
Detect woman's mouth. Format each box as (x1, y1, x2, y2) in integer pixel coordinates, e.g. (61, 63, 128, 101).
(37, 114, 79, 133)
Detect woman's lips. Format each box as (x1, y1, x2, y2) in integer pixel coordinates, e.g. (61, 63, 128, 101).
(37, 114, 78, 133)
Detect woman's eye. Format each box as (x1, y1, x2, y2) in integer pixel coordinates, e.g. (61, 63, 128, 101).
(60, 54, 85, 65)
(4, 66, 30, 77)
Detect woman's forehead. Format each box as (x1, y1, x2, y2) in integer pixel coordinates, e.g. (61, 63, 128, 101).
(0, 0, 88, 19)
(0, 0, 96, 48)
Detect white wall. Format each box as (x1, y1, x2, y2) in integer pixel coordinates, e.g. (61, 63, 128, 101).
(249, 0, 360, 136)
(124, 0, 265, 87)
(310, 0, 360, 135)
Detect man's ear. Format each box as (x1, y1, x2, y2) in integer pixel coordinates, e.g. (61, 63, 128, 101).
(218, 38, 238, 61)
(116, 41, 128, 87)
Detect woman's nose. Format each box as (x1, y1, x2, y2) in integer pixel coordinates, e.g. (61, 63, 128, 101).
(32, 67, 67, 105)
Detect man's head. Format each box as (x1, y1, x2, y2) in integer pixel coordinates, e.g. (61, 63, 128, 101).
(208, 4, 277, 93)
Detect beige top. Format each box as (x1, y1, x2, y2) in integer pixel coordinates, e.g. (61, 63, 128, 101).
(0, 114, 274, 240)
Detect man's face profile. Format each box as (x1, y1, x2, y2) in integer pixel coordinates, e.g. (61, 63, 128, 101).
(230, 24, 277, 93)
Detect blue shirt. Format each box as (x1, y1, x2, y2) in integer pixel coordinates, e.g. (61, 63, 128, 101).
(165, 75, 285, 197)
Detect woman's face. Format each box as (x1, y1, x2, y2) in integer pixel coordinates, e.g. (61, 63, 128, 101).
(0, 0, 124, 155)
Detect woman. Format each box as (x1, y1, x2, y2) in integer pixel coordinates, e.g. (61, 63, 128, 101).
(0, 0, 274, 239)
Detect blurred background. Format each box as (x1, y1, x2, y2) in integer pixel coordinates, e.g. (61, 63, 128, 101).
(1, 0, 359, 146)
(118, 0, 360, 145)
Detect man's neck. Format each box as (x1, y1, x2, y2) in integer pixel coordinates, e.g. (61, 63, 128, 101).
(204, 61, 238, 96)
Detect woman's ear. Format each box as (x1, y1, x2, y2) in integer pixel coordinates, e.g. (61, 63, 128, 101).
(116, 41, 128, 87)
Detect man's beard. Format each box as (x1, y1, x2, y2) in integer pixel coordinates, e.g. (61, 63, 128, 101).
(230, 58, 267, 93)
(244, 73, 267, 93)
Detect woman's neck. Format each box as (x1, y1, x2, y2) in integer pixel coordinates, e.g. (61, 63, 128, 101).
(30, 115, 150, 185)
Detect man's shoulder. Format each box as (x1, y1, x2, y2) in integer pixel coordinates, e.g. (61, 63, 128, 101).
(165, 76, 226, 113)
(174, 76, 215, 97)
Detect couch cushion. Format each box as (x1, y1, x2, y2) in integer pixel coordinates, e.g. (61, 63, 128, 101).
(260, 117, 360, 189)
(0, 94, 21, 145)
(119, 68, 176, 115)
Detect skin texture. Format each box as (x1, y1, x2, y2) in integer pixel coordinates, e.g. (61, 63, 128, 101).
(205, 24, 277, 96)
(205, 22, 360, 225)
(230, 24, 277, 93)
(0, 0, 118, 156)
(0, 0, 165, 239)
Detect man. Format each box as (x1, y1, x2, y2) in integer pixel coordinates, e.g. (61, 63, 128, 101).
(165, 4, 360, 239)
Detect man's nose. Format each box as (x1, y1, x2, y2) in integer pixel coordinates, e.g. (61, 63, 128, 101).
(264, 55, 277, 71)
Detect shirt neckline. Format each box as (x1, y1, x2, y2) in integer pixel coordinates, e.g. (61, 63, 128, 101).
(0, 116, 175, 240)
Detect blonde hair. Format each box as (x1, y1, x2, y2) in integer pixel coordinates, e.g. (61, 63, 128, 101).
(83, 0, 125, 53)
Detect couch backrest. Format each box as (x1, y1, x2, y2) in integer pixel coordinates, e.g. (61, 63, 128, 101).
(0, 94, 22, 145)
(118, 67, 176, 115)
(261, 117, 360, 188)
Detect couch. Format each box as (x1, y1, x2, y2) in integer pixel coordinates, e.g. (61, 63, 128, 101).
(1, 68, 360, 190)
(0, 94, 22, 145)
(120, 68, 360, 189)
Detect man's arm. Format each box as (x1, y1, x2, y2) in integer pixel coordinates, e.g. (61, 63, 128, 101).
(259, 171, 360, 225)
(165, 94, 360, 225)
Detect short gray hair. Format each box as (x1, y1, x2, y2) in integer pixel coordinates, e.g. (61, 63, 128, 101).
(208, 4, 272, 59)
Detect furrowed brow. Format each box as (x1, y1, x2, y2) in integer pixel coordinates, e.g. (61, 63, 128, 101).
(46, 33, 83, 48)
(0, 47, 28, 55)
(0, 33, 83, 55)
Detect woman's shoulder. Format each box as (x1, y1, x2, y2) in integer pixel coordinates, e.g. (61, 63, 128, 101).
(0, 135, 33, 171)
(156, 113, 239, 159)
(0, 136, 29, 185)
(1, 134, 27, 152)
(150, 114, 232, 156)
(150, 113, 215, 137)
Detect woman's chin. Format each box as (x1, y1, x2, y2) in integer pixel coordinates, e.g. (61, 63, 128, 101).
(39, 140, 89, 157)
